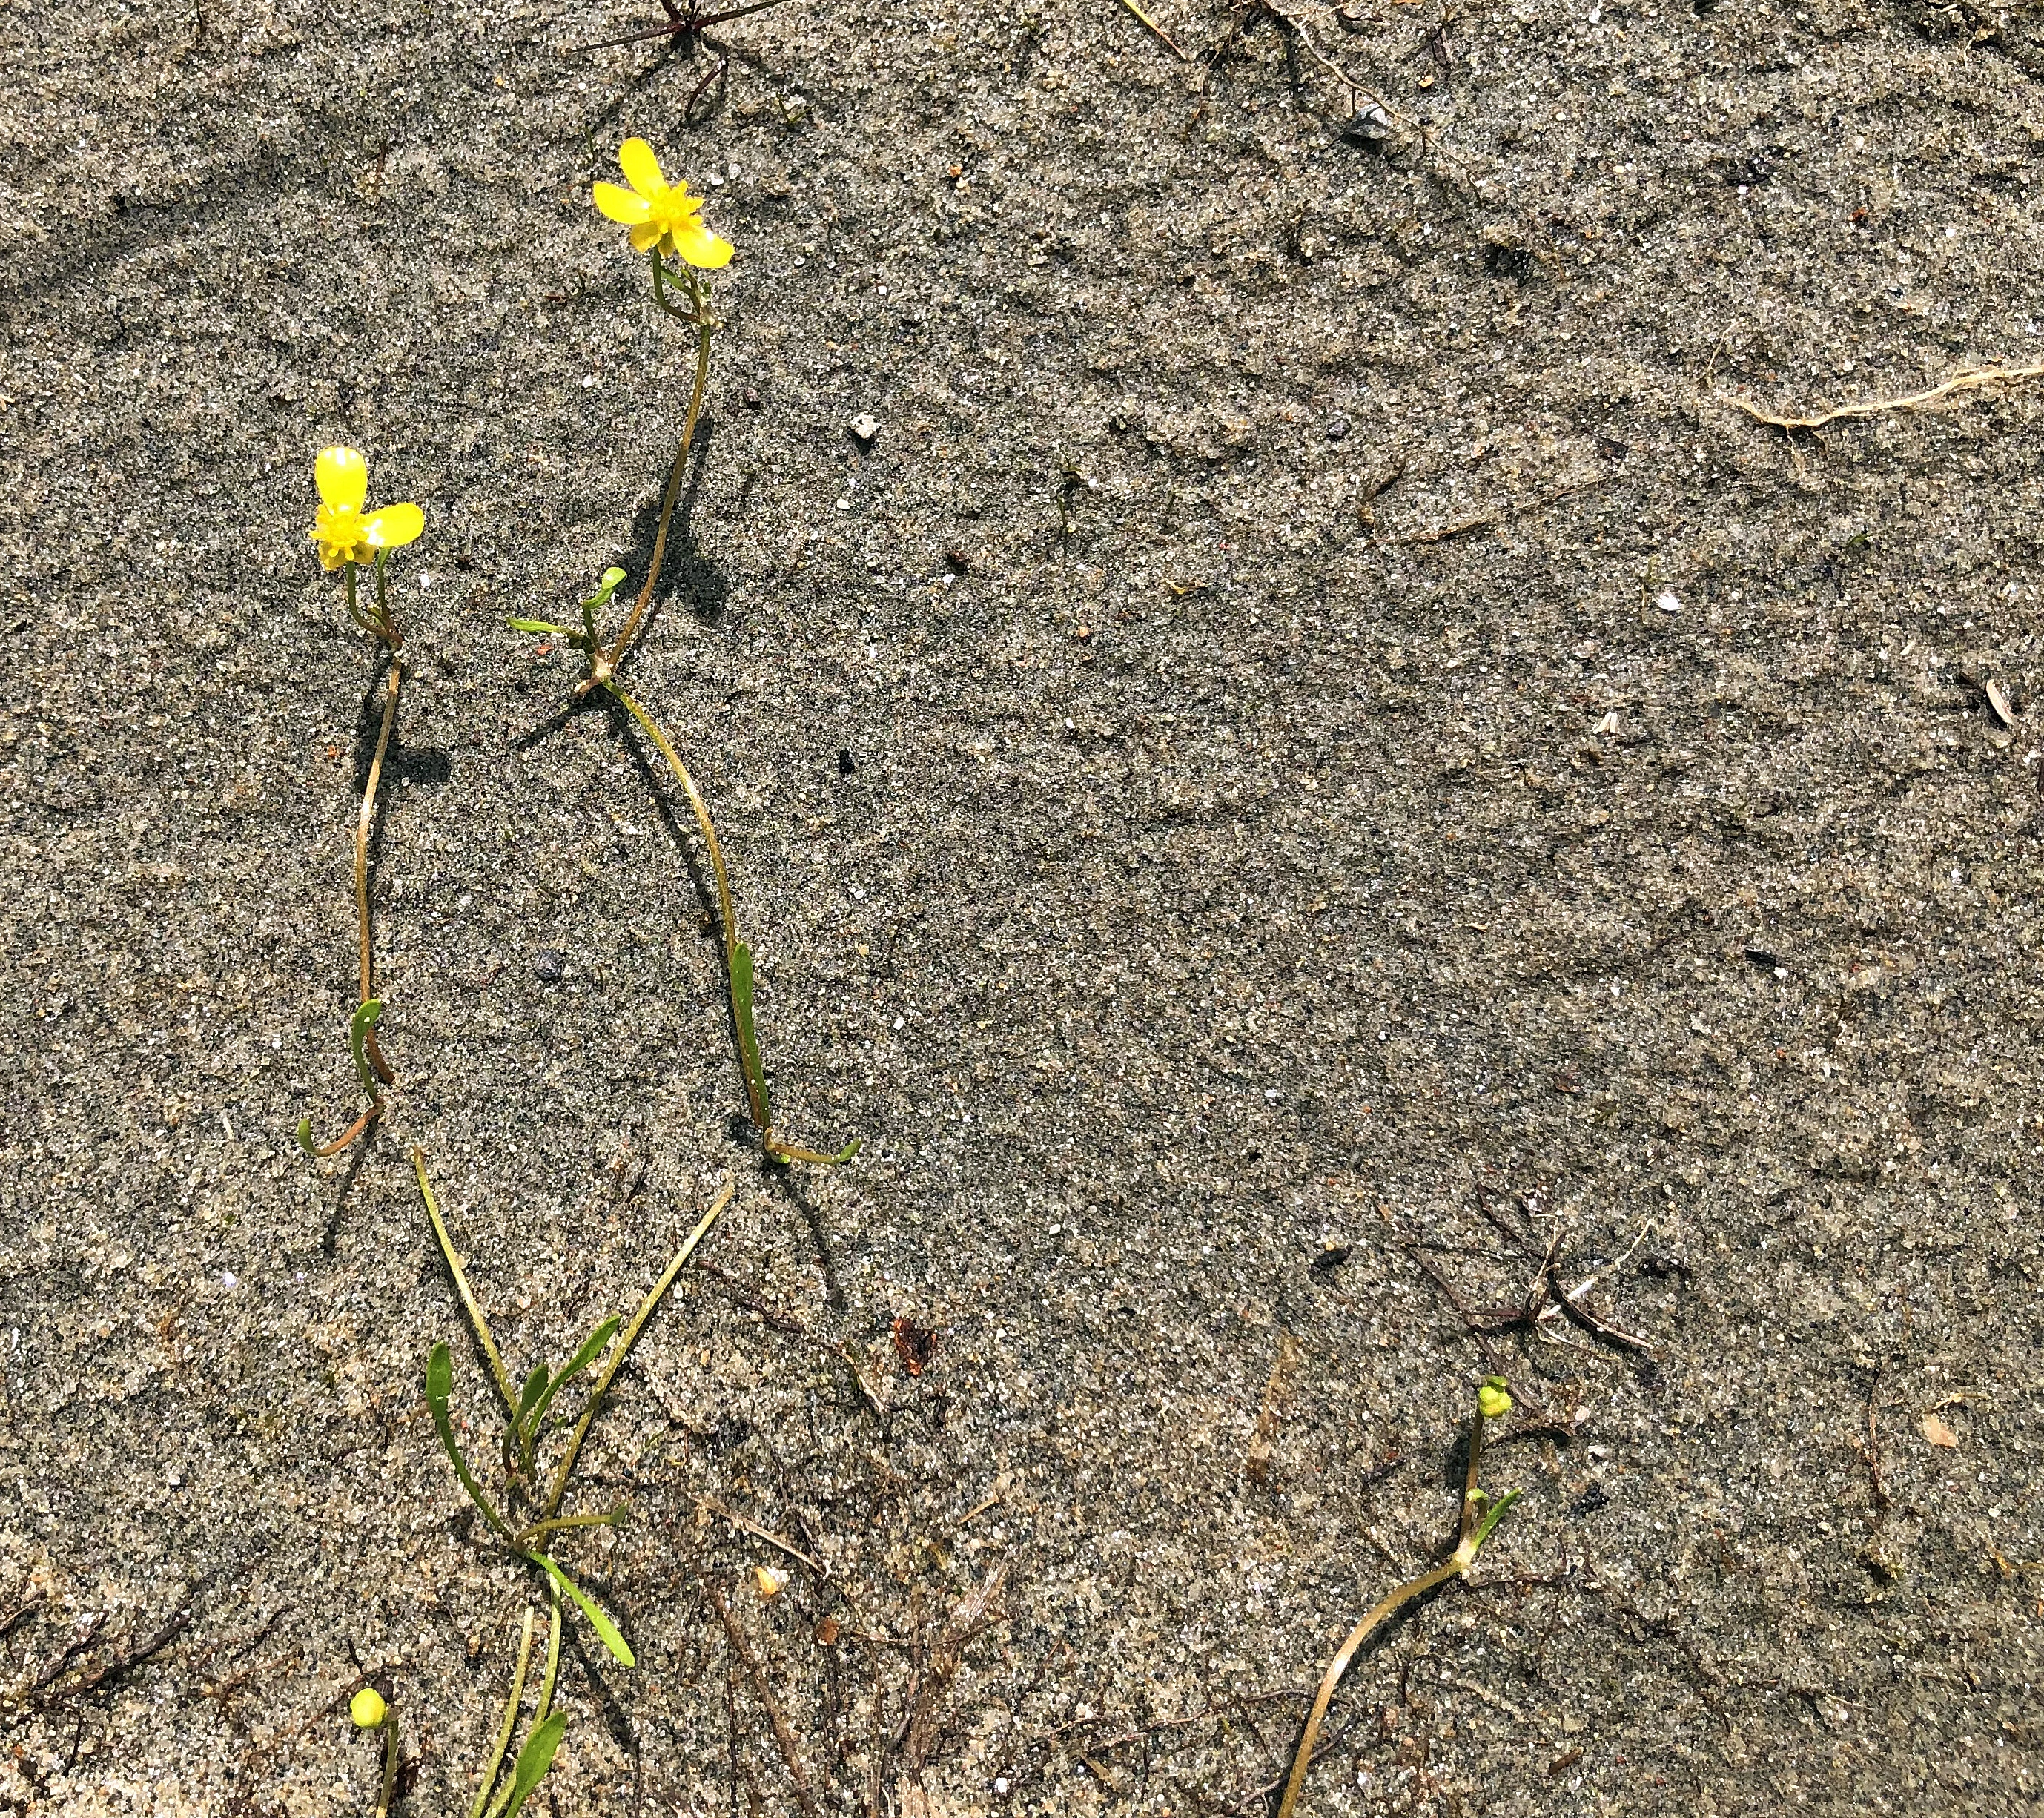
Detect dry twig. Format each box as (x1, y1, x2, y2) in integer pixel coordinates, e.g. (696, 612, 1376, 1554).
(708, 1577, 823, 1818)
(1723, 361, 2044, 432)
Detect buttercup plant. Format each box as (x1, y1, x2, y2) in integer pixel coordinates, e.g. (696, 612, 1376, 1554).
(1274, 1377, 1525, 1818)
(512, 146, 856, 1166)
(297, 446, 424, 1157)
(412, 1149, 733, 1670)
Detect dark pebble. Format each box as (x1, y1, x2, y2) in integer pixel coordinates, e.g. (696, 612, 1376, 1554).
(839, 748, 856, 775)
(534, 950, 565, 984)
(1326, 416, 1349, 442)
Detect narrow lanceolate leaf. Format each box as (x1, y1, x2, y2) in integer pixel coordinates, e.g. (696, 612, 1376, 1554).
(532, 1554, 635, 1666)
(499, 1711, 567, 1818)
(1470, 1486, 1522, 1553)
(426, 1343, 509, 1538)
(506, 618, 577, 637)
(527, 1315, 621, 1436)
(730, 941, 771, 1128)
(515, 1365, 550, 1424)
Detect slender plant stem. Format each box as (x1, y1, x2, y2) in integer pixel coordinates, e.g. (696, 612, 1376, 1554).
(357, 660, 401, 1006)
(469, 1609, 536, 1818)
(374, 1713, 400, 1818)
(607, 260, 712, 670)
(605, 684, 741, 972)
(414, 1147, 519, 1418)
(543, 1179, 733, 1518)
(1273, 1401, 1506, 1818)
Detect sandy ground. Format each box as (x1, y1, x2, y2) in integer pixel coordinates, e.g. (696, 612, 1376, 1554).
(4, 0, 2044, 1809)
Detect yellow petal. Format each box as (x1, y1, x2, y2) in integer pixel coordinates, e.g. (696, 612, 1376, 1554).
(316, 446, 367, 514)
(592, 181, 652, 225)
(360, 502, 424, 552)
(618, 138, 665, 201)
(629, 220, 664, 254)
(674, 222, 733, 270)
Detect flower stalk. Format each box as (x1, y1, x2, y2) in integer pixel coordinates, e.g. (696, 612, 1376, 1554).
(1274, 1378, 1524, 1818)
(298, 449, 422, 1157)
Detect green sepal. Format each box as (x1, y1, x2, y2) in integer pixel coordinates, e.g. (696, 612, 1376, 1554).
(426, 1342, 510, 1538)
(347, 999, 384, 1097)
(532, 1554, 635, 1666)
(500, 1711, 567, 1818)
(730, 942, 771, 1128)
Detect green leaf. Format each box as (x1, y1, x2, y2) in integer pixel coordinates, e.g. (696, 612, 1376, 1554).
(532, 1555, 635, 1666)
(426, 1343, 509, 1538)
(515, 1365, 549, 1422)
(500, 1711, 566, 1818)
(730, 942, 771, 1128)
(527, 1315, 621, 1437)
(347, 999, 384, 1097)
(295, 1117, 317, 1157)
(578, 567, 626, 647)
(507, 618, 576, 636)
(1469, 1486, 1522, 1553)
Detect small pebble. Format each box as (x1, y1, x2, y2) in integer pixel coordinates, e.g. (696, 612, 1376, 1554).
(1326, 415, 1349, 442)
(742, 383, 761, 410)
(1341, 103, 1393, 147)
(850, 412, 878, 443)
(534, 950, 565, 984)
(839, 748, 856, 775)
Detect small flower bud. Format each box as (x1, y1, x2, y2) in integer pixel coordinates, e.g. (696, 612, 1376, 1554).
(350, 1687, 388, 1730)
(1477, 1378, 1512, 1421)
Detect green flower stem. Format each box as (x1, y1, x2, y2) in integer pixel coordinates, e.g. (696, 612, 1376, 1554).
(542, 1179, 733, 1519)
(374, 1710, 400, 1818)
(469, 1608, 536, 1818)
(414, 1148, 519, 1418)
(357, 659, 400, 1009)
(606, 257, 712, 672)
(601, 681, 761, 1124)
(1274, 1386, 1524, 1818)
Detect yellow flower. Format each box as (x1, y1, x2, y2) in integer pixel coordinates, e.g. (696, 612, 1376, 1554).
(592, 140, 734, 268)
(311, 446, 425, 572)
(349, 1686, 387, 1729)
(1477, 1378, 1512, 1421)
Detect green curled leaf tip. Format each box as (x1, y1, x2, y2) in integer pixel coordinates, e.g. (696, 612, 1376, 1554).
(295, 1116, 317, 1157)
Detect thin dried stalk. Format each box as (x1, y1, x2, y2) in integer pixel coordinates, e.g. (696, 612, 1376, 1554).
(1724, 361, 2044, 431)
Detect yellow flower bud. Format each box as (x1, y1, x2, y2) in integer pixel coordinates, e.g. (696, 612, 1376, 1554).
(1477, 1378, 1512, 1421)
(350, 1686, 388, 1729)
